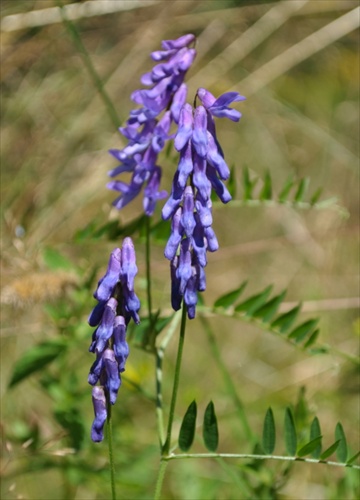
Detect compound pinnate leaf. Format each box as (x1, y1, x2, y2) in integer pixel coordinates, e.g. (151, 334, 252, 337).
(284, 407, 297, 456)
(262, 407, 276, 454)
(178, 400, 197, 452)
(335, 422, 348, 463)
(9, 340, 67, 388)
(214, 281, 247, 309)
(203, 401, 219, 452)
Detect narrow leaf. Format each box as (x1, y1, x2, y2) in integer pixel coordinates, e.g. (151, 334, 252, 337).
(297, 436, 323, 457)
(253, 290, 286, 323)
(310, 187, 322, 205)
(284, 407, 297, 456)
(288, 319, 319, 343)
(260, 171, 272, 200)
(214, 281, 247, 309)
(310, 417, 322, 458)
(227, 165, 237, 198)
(42, 248, 73, 271)
(178, 401, 197, 452)
(320, 440, 341, 460)
(235, 285, 273, 317)
(294, 178, 309, 203)
(278, 177, 294, 203)
(203, 401, 219, 452)
(271, 304, 301, 333)
(8, 340, 67, 388)
(335, 422, 348, 463)
(242, 166, 257, 200)
(346, 451, 360, 465)
(262, 408, 276, 454)
(304, 329, 320, 349)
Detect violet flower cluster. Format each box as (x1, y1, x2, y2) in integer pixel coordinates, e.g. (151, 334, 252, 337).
(107, 34, 196, 216)
(162, 88, 245, 318)
(88, 238, 140, 442)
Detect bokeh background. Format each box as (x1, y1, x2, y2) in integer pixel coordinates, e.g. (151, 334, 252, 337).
(1, 1, 359, 499)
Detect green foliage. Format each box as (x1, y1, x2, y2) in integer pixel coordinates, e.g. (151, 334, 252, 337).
(284, 407, 297, 456)
(178, 401, 197, 452)
(309, 417, 322, 458)
(8, 340, 67, 388)
(335, 423, 348, 463)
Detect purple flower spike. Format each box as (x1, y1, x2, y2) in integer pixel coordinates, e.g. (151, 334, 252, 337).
(184, 273, 198, 319)
(162, 172, 184, 220)
(206, 132, 230, 180)
(143, 166, 168, 216)
(103, 349, 121, 405)
(192, 106, 208, 158)
(170, 256, 182, 311)
(177, 238, 192, 294)
(88, 352, 105, 386)
(171, 83, 188, 123)
(94, 248, 122, 302)
(123, 288, 141, 325)
(91, 386, 107, 442)
(192, 154, 211, 201)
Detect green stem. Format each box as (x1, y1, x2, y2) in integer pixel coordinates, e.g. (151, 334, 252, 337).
(106, 403, 117, 500)
(145, 216, 153, 320)
(199, 314, 255, 443)
(57, 0, 121, 129)
(163, 305, 187, 455)
(154, 459, 168, 500)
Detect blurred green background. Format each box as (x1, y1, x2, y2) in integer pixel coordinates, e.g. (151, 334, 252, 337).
(1, 1, 359, 499)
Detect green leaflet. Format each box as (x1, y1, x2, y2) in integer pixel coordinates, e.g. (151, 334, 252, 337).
(294, 178, 309, 202)
(288, 319, 319, 343)
(335, 422, 348, 463)
(271, 304, 301, 333)
(235, 285, 273, 316)
(260, 171, 272, 200)
(253, 290, 286, 323)
(214, 281, 247, 309)
(8, 340, 67, 388)
(262, 408, 276, 454)
(178, 401, 197, 452)
(284, 407, 297, 456)
(310, 417, 322, 458)
(203, 401, 219, 452)
(304, 329, 320, 349)
(278, 177, 295, 203)
(320, 440, 341, 460)
(297, 436, 323, 458)
(242, 166, 258, 200)
(346, 451, 360, 465)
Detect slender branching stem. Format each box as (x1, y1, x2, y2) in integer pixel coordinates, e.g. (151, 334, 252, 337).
(145, 217, 153, 318)
(154, 459, 169, 500)
(106, 403, 117, 500)
(162, 452, 360, 470)
(163, 305, 187, 455)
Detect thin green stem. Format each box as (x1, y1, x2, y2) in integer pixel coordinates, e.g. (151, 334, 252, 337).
(154, 459, 169, 500)
(199, 314, 255, 443)
(106, 403, 117, 500)
(163, 452, 360, 469)
(145, 217, 153, 320)
(155, 311, 182, 450)
(162, 305, 187, 455)
(56, 0, 121, 129)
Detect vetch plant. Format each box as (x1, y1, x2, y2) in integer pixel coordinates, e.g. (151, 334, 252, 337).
(5, 21, 359, 500)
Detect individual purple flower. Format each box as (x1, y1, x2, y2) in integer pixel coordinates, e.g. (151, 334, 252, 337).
(88, 239, 140, 442)
(108, 35, 197, 216)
